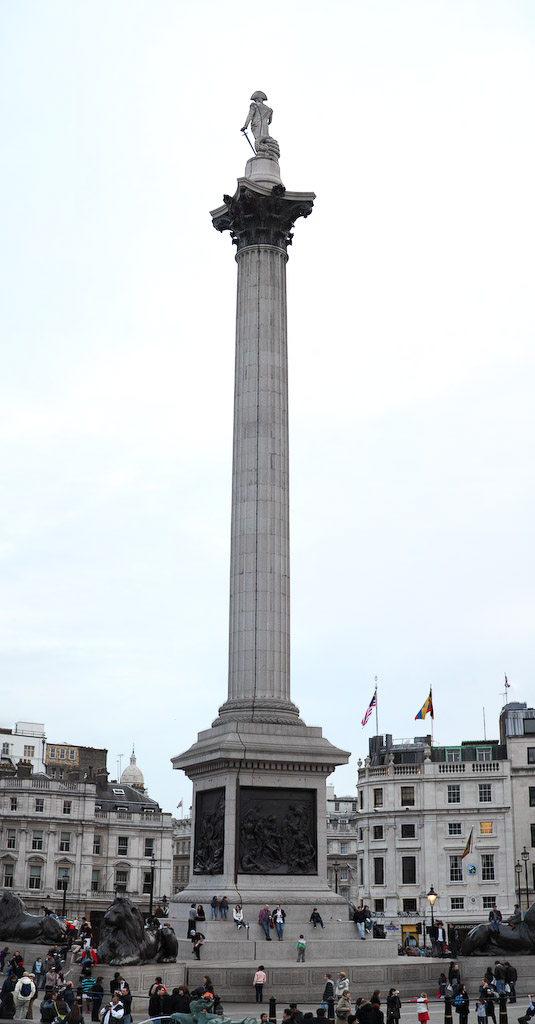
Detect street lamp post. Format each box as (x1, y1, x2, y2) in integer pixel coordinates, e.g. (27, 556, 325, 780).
(61, 879, 68, 918)
(515, 861, 523, 911)
(521, 847, 530, 912)
(427, 886, 437, 954)
(149, 854, 156, 917)
(332, 860, 340, 895)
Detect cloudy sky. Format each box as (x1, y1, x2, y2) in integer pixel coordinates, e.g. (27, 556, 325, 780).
(1, 1, 534, 814)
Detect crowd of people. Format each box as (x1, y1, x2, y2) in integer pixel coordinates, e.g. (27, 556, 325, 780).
(186, 902, 330, 958)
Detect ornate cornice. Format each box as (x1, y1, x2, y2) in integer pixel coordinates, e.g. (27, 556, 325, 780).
(212, 183, 314, 252)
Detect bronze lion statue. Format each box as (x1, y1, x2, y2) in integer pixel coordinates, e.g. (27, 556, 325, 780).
(97, 896, 178, 965)
(0, 891, 65, 942)
(463, 901, 535, 955)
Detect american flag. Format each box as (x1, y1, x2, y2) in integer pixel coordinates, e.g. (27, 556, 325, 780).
(361, 689, 377, 727)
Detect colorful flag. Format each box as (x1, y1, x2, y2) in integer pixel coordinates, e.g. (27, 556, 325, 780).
(415, 689, 434, 720)
(177, 800, 183, 808)
(361, 689, 377, 727)
(462, 828, 473, 859)
(505, 674, 510, 689)
(346, 863, 354, 881)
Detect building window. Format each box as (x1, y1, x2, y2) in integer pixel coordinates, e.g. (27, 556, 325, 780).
(527, 748, 535, 764)
(480, 821, 493, 836)
(359, 791, 363, 809)
(63, 801, 71, 815)
(529, 787, 535, 807)
(3, 864, 14, 887)
(374, 857, 384, 885)
(115, 870, 128, 893)
(29, 865, 42, 890)
(402, 856, 416, 884)
(49, 768, 56, 779)
(530, 823, 535, 848)
(401, 823, 416, 838)
(340, 841, 349, 854)
(359, 828, 363, 841)
(7, 830, 16, 850)
(2, 742, 10, 755)
(403, 898, 417, 912)
(448, 822, 462, 836)
(374, 898, 384, 912)
(450, 855, 463, 882)
(479, 783, 492, 803)
(10, 798, 17, 811)
(373, 825, 384, 840)
(448, 785, 461, 804)
(35, 799, 44, 813)
(373, 788, 383, 808)
(401, 786, 415, 806)
(144, 837, 154, 858)
(481, 854, 495, 880)
(32, 831, 43, 851)
(446, 749, 461, 762)
(57, 867, 69, 889)
(359, 858, 363, 885)
(60, 832, 71, 852)
(482, 895, 497, 909)
(143, 871, 152, 894)
(334, 801, 340, 811)
(91, 870, 100, 892)
(68, 749, 76, 761)
(93, 835, 102, 855)
(49, 747, 56, 759)
(24, 745, 35, 758)
(451, 897, 464, 910)
(476, 747, 492, 761)
(59, 749, 66, 760)
(340, 868, 348, 881)
(118, 836, 128, 856)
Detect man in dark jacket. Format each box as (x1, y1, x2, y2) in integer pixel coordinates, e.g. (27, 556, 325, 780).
(322, 976, 334, 1010)
(504, 962, 517, 1002)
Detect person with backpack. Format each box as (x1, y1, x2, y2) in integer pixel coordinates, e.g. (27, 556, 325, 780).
(14, 974, 36, 1019)
(504, 962, 517, 1003)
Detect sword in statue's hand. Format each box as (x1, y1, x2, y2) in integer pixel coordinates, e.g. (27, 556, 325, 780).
(240, 128, 256, 154)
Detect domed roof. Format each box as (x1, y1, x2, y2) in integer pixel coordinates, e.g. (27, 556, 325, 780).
(120, 748, 145, 792)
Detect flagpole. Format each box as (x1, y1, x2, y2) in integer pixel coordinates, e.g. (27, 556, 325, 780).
(430, 686, 434, 745)
(375, 676, 378, 736)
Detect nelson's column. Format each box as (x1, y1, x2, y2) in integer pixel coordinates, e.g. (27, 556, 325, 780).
(170, 92, 350, 952)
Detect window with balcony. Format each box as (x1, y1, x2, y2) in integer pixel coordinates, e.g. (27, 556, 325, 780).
(479, 783, 492, 803)
(481, 854, 495, 880)
(448, 822, 462, 836)
(450, 855, 462, 881)
(32, 831, 43, 851)
(373, 788, 383, 808)
(373, 825, 384, 840)
(451, 897, 464, 910)
(144, 838, 154, 857)
(93, 835, 102, 855)
(476, 747, 492, 761)
(63, 801, 71, 815)
(446, 749, 461, 762)
(401, 823, 416, 838)
(402, 856, 416, 884)
(480, 821, 493, 836)
(91, 870, 100, 892)
(29, 865, 42, 890)
(3, 864, 14, 887)
(401, 786, 415, 806)
(60, 833, 71, 852)
(24, 745, 35, 758)
(448, 785, 461, 804)
(115, 869, 128, 893)
(374, 857, 384, 885)
(35, 799, 44, 813)
(7, 830, 16, 850)
(118, 836, 128, 856)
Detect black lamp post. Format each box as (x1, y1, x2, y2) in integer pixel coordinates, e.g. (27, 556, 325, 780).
(427, 886, 437, 952)
(149, 854, 156, 916)
(515, 860, 523, 911)
(332, 860, 340, 895)
(521, 847, 530, 911)
(61, 878, 68, 918)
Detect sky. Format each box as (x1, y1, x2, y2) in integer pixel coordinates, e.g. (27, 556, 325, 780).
(1, 0, 534, 815)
